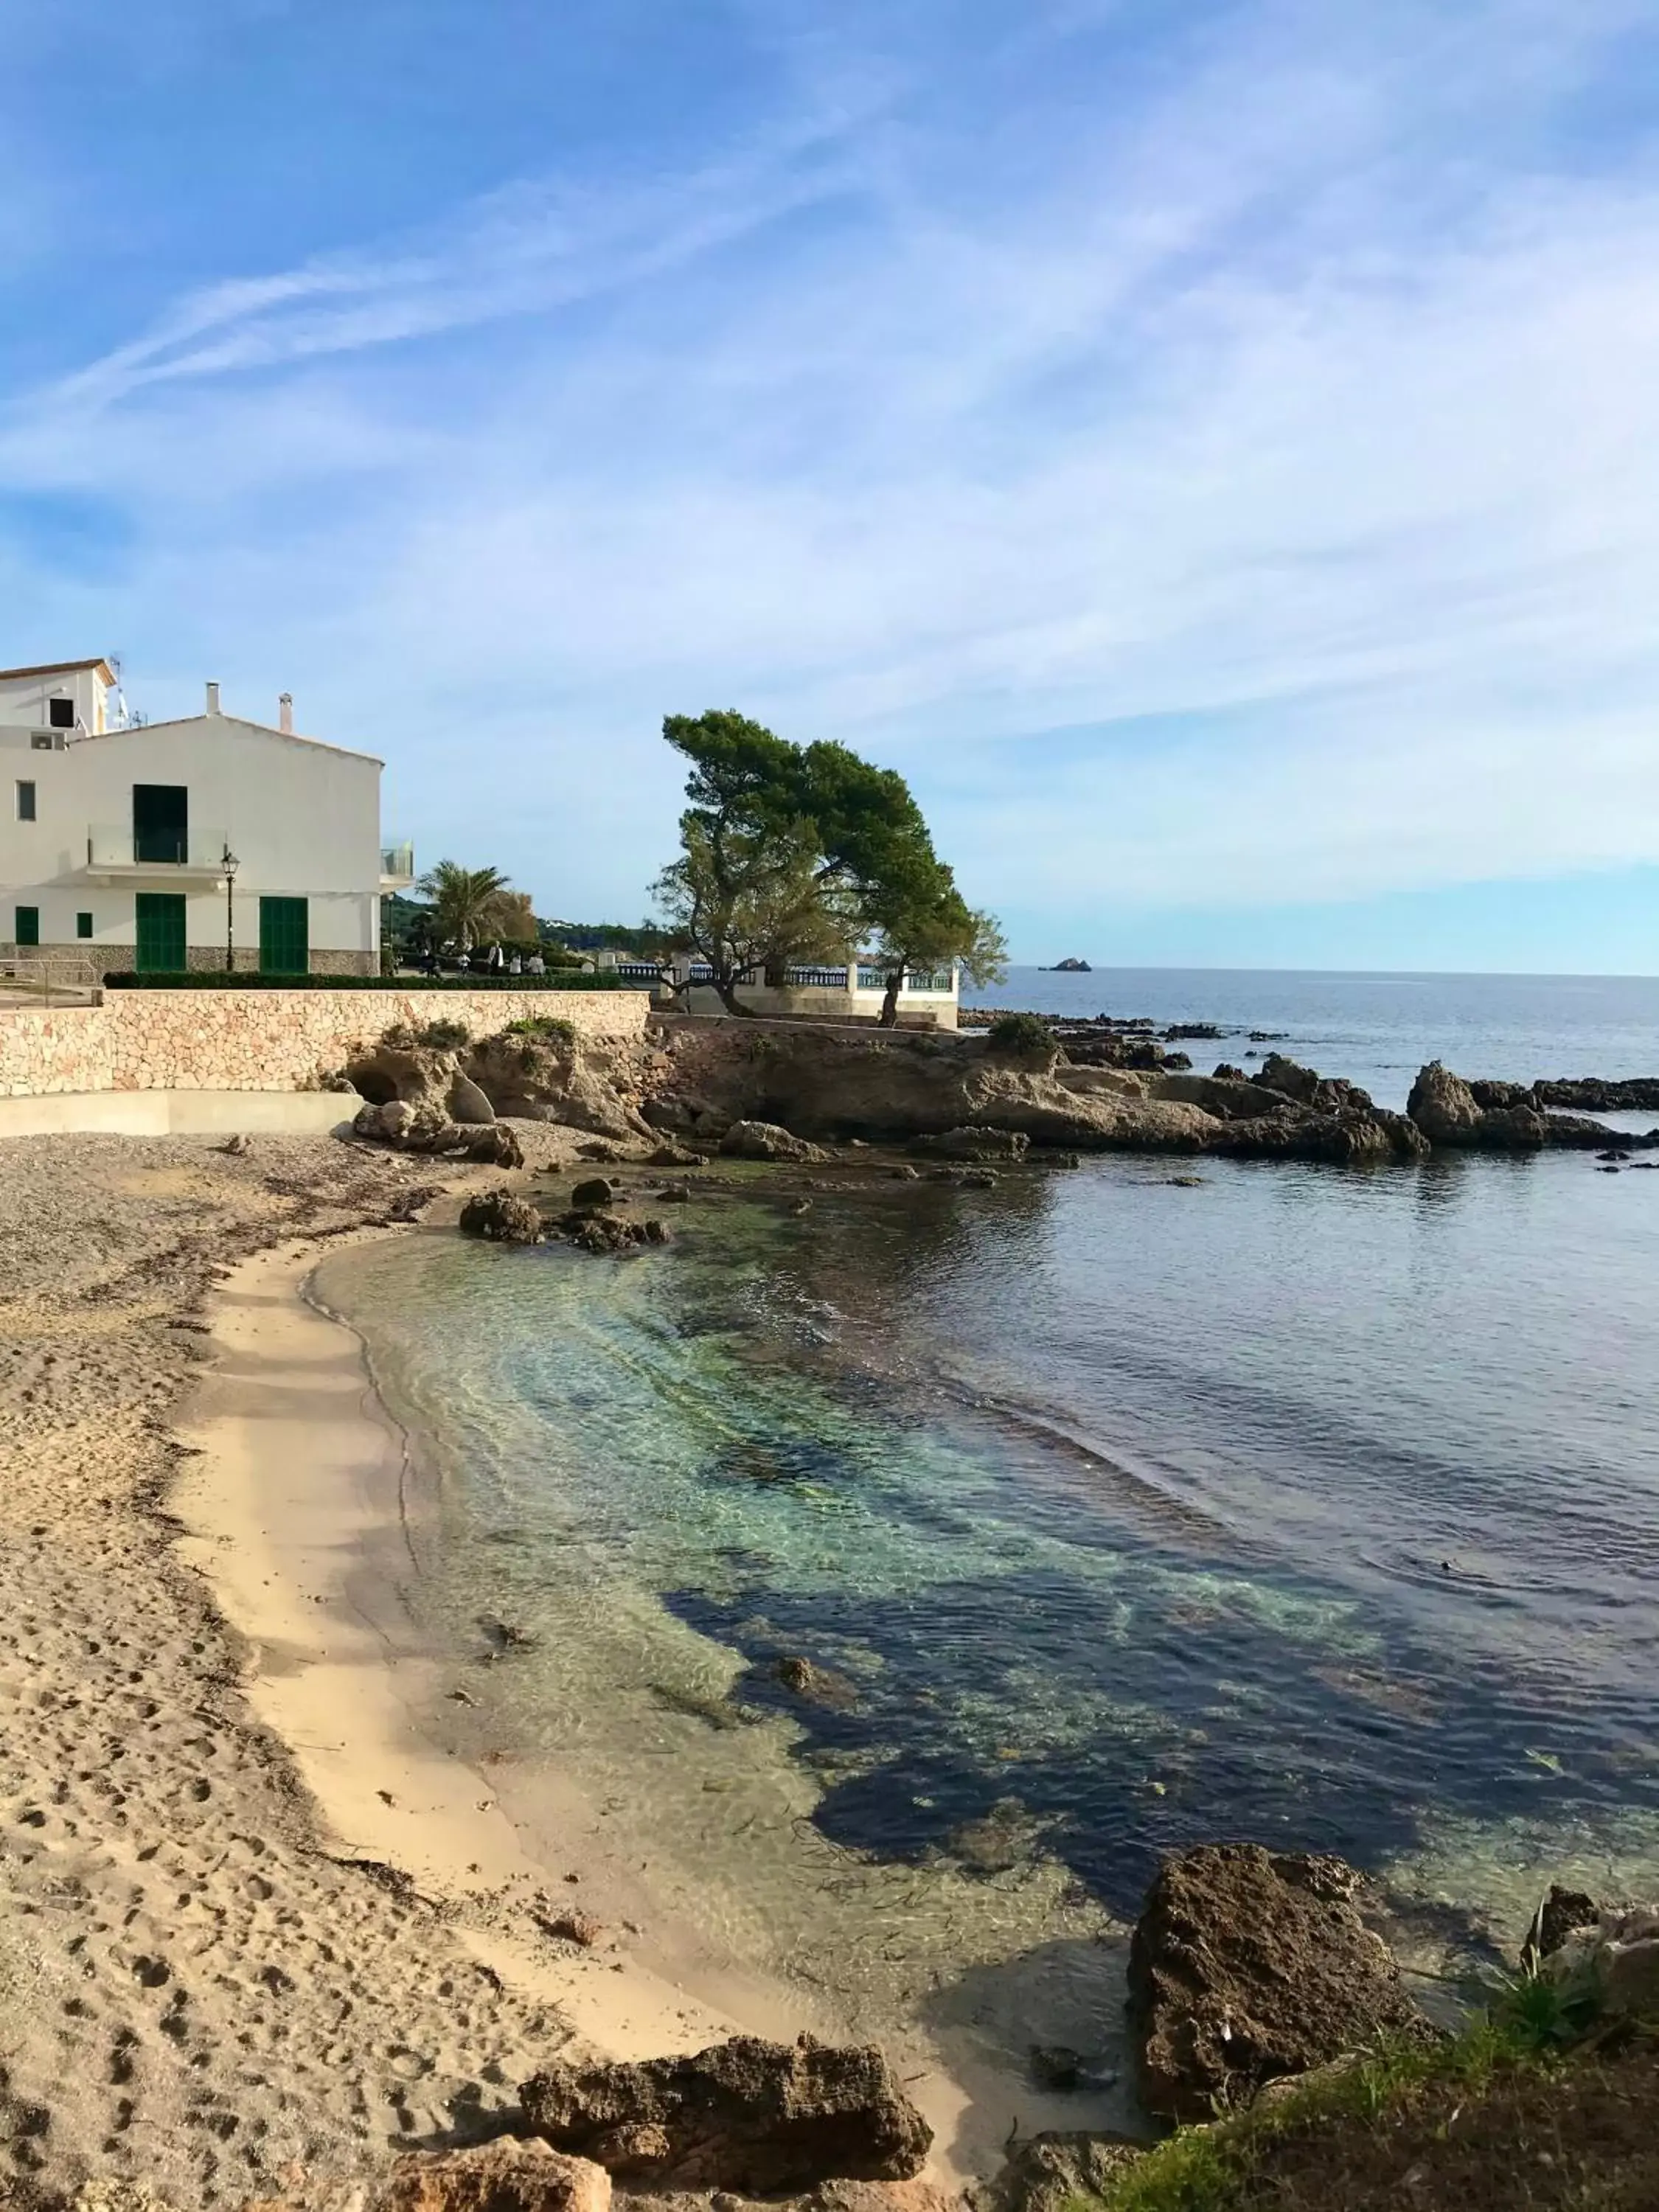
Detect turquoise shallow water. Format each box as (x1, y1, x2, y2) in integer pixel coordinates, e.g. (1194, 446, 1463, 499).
(316, 1167, 1659, 1975)
(312, 970, 1659, 1995)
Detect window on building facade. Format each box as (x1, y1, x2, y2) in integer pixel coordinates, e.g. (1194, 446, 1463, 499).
(76, 912, 93, 939)
(15, 781, 35, 822)
(14, 908, 39, 948)
(47, 698, 74, 728)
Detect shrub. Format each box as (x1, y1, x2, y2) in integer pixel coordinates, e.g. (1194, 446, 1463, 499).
(505, 1015, 577, 1044)
(986, 1011, 1057, 1059)
(414, 1018, 472, 1051)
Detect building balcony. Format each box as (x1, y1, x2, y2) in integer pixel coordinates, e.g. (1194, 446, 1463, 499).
(82, 824, 234, 879)
(380, 841, 415, 889)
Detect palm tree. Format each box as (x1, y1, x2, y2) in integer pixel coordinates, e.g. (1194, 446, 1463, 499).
(417, 860, 515, 950)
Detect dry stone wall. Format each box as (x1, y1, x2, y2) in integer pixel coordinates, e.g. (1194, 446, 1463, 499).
(0, 989, 650, 1099)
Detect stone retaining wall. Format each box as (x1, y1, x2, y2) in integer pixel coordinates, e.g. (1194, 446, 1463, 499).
(0, 988, 650, 1099)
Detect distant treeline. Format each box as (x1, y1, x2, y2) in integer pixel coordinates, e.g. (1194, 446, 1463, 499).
(380, 894, 670, 960)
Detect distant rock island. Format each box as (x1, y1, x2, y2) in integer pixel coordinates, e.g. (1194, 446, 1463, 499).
(1041, 957, 1092, 972)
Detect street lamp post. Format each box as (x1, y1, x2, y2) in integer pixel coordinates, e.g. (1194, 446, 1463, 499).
(221, 843, 240, 972)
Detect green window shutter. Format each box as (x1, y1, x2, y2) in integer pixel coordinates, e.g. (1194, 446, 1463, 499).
(14, 907, 39, 947)
(76, 912, 93, 939)
(132, 785, 189, 864)
(134, 893, 187, 973)
(259, 897, 310, 976)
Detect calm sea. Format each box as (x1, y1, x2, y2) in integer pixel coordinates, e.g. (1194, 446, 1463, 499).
(313, 967, 1659, 2055)
(969, 964, 1659, 1110)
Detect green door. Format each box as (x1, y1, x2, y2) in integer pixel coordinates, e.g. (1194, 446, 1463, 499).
(14, 906, 39, 947)
(259, 896, 309, 975)
(134, 892, 187, 973)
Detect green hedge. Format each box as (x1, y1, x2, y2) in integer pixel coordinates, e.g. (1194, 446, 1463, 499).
(101, 971, 633, 992)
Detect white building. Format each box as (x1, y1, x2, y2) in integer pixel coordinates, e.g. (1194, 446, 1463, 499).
(0, 660, 413, 977)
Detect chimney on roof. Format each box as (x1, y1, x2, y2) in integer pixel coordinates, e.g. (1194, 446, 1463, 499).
(206, 681, 221, 716)
(278, 692, 293, 734)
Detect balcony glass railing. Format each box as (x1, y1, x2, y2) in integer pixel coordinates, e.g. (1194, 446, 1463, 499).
(380, 842, 415, 879)
(86, 824, 233, 870)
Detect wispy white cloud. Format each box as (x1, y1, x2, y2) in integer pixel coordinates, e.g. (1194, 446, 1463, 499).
(3, 0, 1658, 949)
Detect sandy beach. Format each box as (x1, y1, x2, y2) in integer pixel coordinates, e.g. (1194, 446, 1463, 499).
(0, 1126, 1119, 2210)
(0, 1131, 577, 2207)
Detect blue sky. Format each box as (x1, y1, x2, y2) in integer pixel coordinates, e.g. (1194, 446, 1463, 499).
(4, 0, 1659, 970)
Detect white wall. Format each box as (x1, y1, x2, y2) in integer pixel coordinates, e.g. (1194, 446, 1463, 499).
(0, 712, 383, 956)
(0, 667, 111, 734)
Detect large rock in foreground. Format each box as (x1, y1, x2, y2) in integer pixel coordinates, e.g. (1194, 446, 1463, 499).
(242, 2139, 611, 2212)
(977, 2131, 1145, 2212)
(380, 2139, 610, 2212)
(1127, 1844, 1433, 2121)
(519, 2034, 932, 2192)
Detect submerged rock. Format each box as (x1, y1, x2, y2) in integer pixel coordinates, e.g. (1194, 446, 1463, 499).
(546, 1208, 671, 1253)
(1127, 1843, 1433, 2121)
(773, 1655, 860, 1708)
(519, 2035, 932, 2191)
(908, 1127, 1031, 1162)
(569, 1176, 619, 1211)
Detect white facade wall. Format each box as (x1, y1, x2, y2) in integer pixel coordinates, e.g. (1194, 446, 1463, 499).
(0, 664, 112, 734)
(0, 702, 385, 971)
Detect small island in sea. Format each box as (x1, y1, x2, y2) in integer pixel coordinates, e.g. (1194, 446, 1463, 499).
(1041, 955, 1092, 970)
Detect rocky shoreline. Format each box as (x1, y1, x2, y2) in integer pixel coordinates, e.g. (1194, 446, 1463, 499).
(9, 1003, 1654, 2209)
(330, 1009, 1659, 1178)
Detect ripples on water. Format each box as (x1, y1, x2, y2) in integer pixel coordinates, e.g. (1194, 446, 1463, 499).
(317, 1127, 1659, 1966)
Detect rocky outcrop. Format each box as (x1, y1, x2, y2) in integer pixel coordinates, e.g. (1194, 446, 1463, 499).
(1153, 1073, 1297, 1120)
(1210, 1105, 1429, 1164)
(975, 2131, 1144, 2212)
(346, 1024, 658, 1147)
(379, 2140, 609, 2212)
(908, 1127, 1031, 1161)
(247, 2140, 611, 2212)
(1408, 1061, 1549, 1148)
(1407, 1062, 1655, 1150)
(1537, 1900, 1659, 2025)
(1127, 1844, 1434, 2121)
(547, 1208, 671, 1253)
(353, 1099, 525, 1167)
(447, 1073, 497, 1126)
(1535, 1077, 1659, 1113)
(1529, 1882, 1602, 1961)
(720, 1120, 831, 1163)
(465, 1030, 655, 1142)
(459, 1189, 545, 1245)
(519, 2036, 932, 2191)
